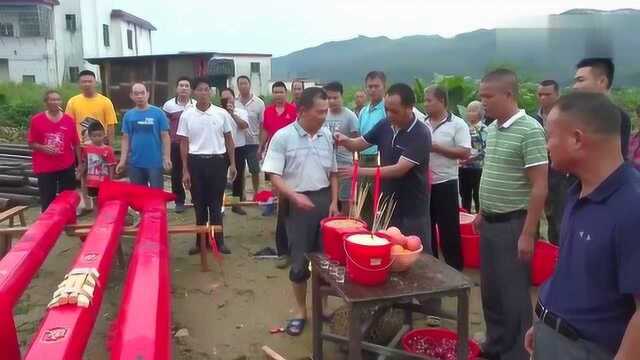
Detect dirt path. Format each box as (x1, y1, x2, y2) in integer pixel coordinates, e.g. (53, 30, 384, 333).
(14, 203, 497, 359)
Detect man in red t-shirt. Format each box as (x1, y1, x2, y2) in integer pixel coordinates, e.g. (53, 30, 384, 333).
(259, 81, 297, 158)
(28, 90, 82, 211)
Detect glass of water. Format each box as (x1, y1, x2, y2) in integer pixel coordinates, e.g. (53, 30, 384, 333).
(320, 258, 330, 270)
(334, 266, 346, 283)
(329, 261, 340, 276)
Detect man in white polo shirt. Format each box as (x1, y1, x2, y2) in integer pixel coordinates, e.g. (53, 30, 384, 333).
(425, 85, 471, 271)
(162, 76, 195, 213)
(235, 76, 265, 200)
(221, 88, 250, 215)
(178, 77, 237, 255)
(263, 87, 339, 336)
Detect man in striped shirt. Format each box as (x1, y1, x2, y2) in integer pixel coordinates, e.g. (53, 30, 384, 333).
(476, 69, 548, 360)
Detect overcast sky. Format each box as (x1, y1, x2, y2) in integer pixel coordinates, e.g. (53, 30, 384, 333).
(116, 0, 639, 57)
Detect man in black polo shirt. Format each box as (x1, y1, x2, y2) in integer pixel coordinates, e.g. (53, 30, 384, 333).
(573, 57, 631, 160)
(525, 92, 640, 359)
(336, 83, 432, 251)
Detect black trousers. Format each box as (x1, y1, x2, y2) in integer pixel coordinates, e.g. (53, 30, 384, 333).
(276, 198, 290, 256)
(546, 169, 569, 245)
(37, 166, 76, 212)
(170, 142, 185, 205)
(188, 155, 227, 248)
(232, 145, 247, 199)
(459, 167, 482, 213)
(430, 180, 463, 270)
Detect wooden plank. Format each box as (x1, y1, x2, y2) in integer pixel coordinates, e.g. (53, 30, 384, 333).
(2, 224, 224, 238)
(262, 346, 287, 360)
(0, 206, 29, 223)
(151, 58, 157, 105)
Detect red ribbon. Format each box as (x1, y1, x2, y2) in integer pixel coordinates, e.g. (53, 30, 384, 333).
(208, 226, 223, 260)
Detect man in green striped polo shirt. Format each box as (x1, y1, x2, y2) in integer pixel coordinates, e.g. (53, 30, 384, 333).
(476, 69, 548, 360)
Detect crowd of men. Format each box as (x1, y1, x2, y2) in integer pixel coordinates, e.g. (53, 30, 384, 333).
(26, 56, 639, 359)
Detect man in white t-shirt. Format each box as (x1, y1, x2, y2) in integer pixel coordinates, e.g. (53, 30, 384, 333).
(177, 77, 237, 255)
(162, 76, 195, 213)
(221, 88, 250, 215)
(235, 76, 265, 199)
(425, 85, 471, 271)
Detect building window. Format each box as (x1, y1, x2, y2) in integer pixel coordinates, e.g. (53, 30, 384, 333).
(22, 75, 36, 83)
(69, 67, 79, 82)
(0, 23, 14, 37)
(65, 14, 76, 32)
(250, 62, 260, 74)
(127, 29, 133, 49)
(102, 24, 110, 47)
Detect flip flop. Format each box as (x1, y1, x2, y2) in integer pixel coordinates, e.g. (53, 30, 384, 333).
(285, 318, 306, 336)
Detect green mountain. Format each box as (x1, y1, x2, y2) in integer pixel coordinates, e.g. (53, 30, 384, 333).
(272, 9, 640, 87)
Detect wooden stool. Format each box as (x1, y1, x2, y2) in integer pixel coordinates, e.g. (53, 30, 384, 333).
(0, 205, 28, 258)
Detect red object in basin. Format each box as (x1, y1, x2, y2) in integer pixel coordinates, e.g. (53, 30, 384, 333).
(402, 328, 481, 359)
(531, 241, 559, 286)
(0, 191, 79, 360)
(109, 183, 174, 360)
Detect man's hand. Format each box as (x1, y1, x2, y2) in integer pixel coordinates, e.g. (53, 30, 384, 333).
(334, 132, 349, 146)
(524, 326, 535, 355)
(518, 233, 535, 262)
(228, 166, 237, 183)
(182, 171, 191, 189)
(329, 201, 339, 216)
(292, 193, 315, 211)
(472, 213, 482, 234)
(115, 161, 126, 175)
(225, 103, 234, 112)
(163, 157, 172, 172)
(41, 144, 59, 155)
(337, 165, 354, 179)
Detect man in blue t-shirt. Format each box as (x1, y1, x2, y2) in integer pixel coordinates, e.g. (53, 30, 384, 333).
(116, 83, 171, 188)
(525, 92, 640, 360)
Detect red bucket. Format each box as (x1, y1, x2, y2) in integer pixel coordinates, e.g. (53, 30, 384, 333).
(320, 217, 367, 264)
(459, 212, 478, 236)
(402, 328, 481, 359)
(461, 234, 481, 269)
(531, 241, 559, 286)
(344, 231, 392, 286)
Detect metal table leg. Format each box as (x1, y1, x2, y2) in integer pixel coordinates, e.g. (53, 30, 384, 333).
(312, 268, 324, 360)
(456, 289, 470, 360)
(348, 303, 363, 360)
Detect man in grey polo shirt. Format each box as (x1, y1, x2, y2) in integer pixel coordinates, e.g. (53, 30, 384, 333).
(425, 85, 470, 271)
(263, 87, 339, 336)
(323, 81, 359, 213)
(235, 75, 265, 200)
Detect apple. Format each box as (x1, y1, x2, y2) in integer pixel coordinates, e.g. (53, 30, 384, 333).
(405, 235, 422, 251)
(386, 227, 407, 246)
(391, 244, 405, 255)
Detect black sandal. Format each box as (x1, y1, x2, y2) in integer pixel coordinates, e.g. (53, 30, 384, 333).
(285, 318, 306, 336)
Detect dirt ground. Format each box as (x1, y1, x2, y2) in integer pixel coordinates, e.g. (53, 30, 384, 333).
(11, 183, 539, 359)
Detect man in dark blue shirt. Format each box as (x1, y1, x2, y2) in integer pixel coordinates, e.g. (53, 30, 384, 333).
(336, 83, 432, 251)
(525, 92, 640, 359)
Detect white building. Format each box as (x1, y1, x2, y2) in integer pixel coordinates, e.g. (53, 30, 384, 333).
(0, 0, 155, 85)
(208, 53, 273, 96)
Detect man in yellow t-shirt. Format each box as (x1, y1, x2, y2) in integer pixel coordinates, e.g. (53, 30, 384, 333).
(65, 70, 118, 145)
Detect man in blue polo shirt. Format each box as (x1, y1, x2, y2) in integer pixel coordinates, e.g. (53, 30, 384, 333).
(524, 92, 640, 359)
(358, 71, 387, 161)
(337, 83, 432, 250)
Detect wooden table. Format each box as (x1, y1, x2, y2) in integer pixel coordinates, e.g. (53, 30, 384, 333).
(309, 253, 473, 360)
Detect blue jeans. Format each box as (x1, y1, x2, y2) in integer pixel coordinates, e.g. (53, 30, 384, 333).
(128, 166, 164, 189)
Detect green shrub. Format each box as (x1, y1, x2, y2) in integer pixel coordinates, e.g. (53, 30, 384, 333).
(0, 82, 78, 129)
